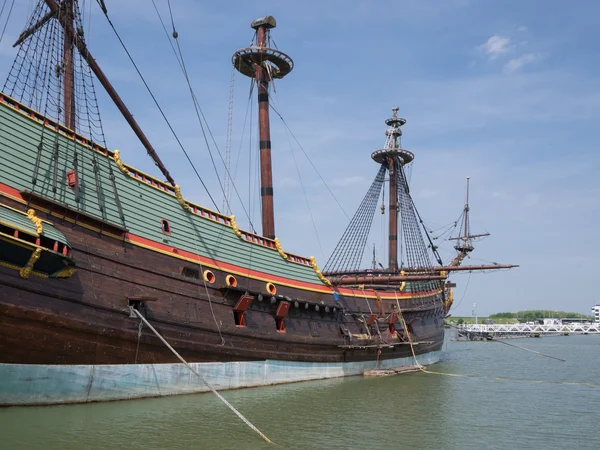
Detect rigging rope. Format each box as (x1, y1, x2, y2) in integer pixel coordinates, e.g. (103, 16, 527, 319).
(397, 164, 433, 272)
(269, 103, 350, 221)
(96, 2, 219, 210)
(271, 89, 326, 260)
(0, 0, 15, 45)
(324, 166, 386, 273)
(451, 271, 472, 310)
(223, 67, 235, 213)
(150, 0, 255, 230)
(283, 123, 326, 260)
(6, 0, 124, 221)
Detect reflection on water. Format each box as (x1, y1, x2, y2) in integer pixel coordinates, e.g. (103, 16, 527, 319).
(1, 335, 599, 450)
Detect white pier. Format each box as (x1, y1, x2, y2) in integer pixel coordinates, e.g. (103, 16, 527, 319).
(456, 322, 600, 340)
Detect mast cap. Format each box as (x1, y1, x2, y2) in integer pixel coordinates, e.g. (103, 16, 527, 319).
(251, 16, 277, 30)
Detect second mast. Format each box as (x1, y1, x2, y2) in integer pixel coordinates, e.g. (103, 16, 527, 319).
(233, 16, 293, 239)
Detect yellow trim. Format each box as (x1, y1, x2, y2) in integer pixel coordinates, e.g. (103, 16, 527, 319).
(0, 260, 47, 278)
(274, 237, 288, 260)
(26, 208, 43, 235)
(0, 192, 438, 300)
(230, 215, 243, 238)
(19, 248, 42, 279)
(309, 256, 332, 287)
(112, 150, 129, 175)
(54, 266, 77, 278)
(174, 185, 191, 212)
(445, 289, 454, 306)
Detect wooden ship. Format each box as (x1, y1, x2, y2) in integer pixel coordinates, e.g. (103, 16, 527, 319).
(0, 1, 515, 405)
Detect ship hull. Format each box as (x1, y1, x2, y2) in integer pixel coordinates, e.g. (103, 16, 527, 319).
(0, 93, 445, 406)
(0, 351, 441, 406)
(0, 201, 444, 405)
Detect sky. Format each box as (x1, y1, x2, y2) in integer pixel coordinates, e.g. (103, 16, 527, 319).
(0, 0, 599, 317)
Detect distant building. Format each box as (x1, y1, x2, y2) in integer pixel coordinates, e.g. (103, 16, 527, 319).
(561, 318, 590, 324)
(593, 305, 600, 323)
(538, 318, 562, 325)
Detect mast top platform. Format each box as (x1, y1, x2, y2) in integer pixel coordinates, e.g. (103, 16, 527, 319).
(232, 16, 293, 81)
(385, 107, 406, 128)
(371, 107, 413, 165)
(371, 148, 414, 165)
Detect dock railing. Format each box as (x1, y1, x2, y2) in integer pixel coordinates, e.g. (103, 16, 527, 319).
(456, 322, 600, 339)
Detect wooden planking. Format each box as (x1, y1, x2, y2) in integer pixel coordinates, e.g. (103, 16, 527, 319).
(0, 195, 446, 367)
(0, 104, 318, 281)
(0, 100, 323, 284)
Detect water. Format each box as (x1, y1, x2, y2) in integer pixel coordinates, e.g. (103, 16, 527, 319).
(1, 335, 599, 450)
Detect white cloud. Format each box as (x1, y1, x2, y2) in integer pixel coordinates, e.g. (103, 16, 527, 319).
(504, 53, 542, 73)
(479, 35, 511, 59)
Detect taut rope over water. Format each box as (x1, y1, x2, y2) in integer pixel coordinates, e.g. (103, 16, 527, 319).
(131, 309, 275, 445)
(487, 337, 566, 362)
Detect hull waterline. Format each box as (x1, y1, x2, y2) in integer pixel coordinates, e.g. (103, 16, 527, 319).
(0, 351, 441, 406)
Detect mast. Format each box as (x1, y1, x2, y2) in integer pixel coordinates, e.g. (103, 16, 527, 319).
(386, 108, 404, 271)
(233, 16, 293, 238)
(371, 244, 377, 270)
(255, 23, 275, 238)
(463, 176, 470, 240)
(59, 0, 75, 130)
(371, 108, 412, 271)
(448, 176, 490, 266)
(41, 0, 176, 186)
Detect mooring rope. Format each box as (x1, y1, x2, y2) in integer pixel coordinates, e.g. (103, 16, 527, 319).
(131, 309, 275, 445)
(447, 323, 566, 362)
(489, 338, 566, 362)
(394, 292, 424, 369)
(391, 301, 595, 388)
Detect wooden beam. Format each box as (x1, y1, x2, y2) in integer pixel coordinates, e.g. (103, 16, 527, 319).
(43, 0, 176, 186)
(13, 10, 57, 48)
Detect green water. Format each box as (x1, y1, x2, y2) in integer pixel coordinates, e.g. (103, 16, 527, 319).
(1, 335, 599, 449)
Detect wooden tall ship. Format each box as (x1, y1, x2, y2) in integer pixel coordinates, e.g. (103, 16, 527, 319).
(0, 2, 515, 405)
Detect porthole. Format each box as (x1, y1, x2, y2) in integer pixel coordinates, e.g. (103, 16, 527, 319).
(226, 274, 238, 287)
(161, 219, 171, 235)
(203, 270, 215, 283)
(266, 282, 277, 295)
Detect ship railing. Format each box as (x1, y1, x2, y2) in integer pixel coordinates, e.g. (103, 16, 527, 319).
(0, 92, 313, 267)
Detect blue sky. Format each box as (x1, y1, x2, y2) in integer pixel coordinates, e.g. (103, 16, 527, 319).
(1, 0, 599, 316)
